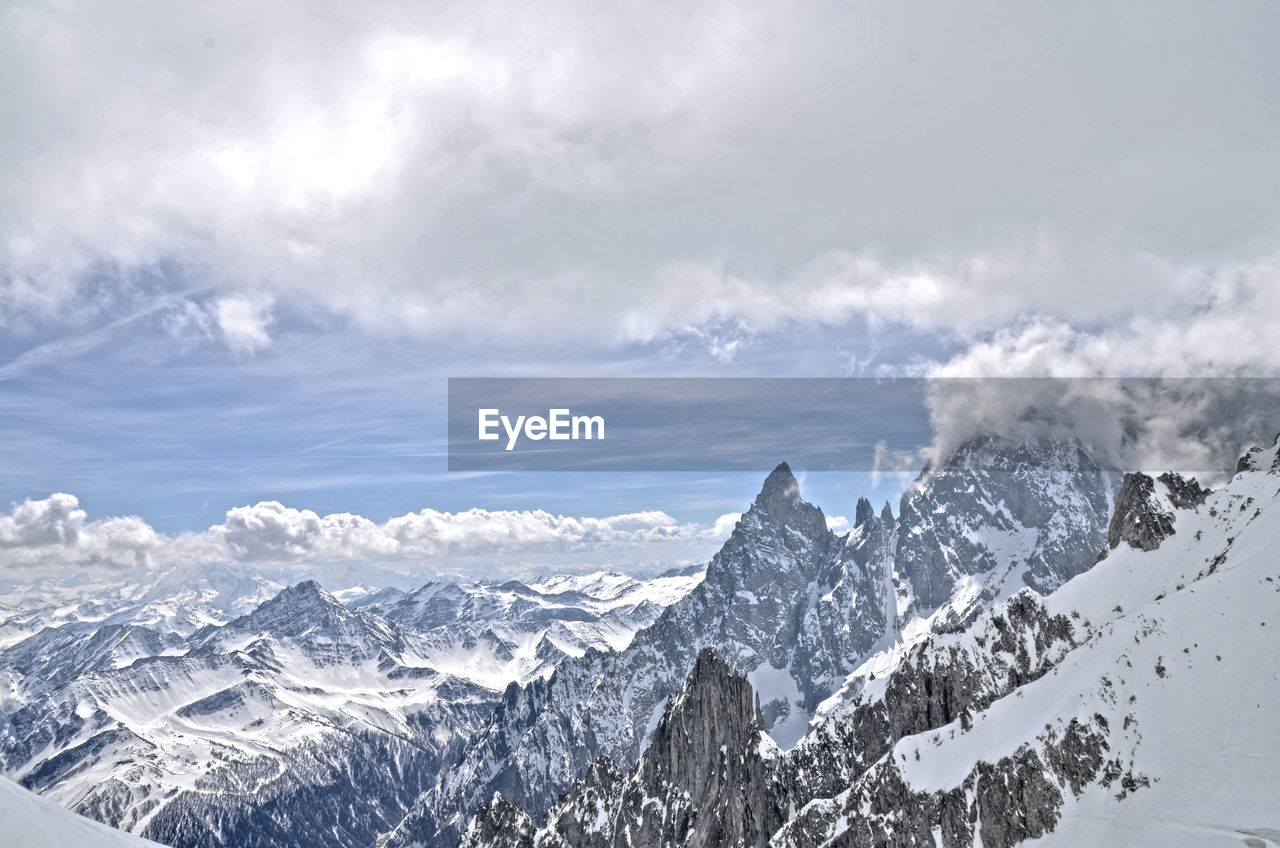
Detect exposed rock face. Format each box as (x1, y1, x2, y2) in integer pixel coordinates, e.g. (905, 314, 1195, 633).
(790, 510, 895, 719)
(457, 794, 536, 848)
(880, 501, 894, 525)
(1156, 472, 1210, 510)
(1234, 433, 1280, 473)
(610, 648, 781, 848)
(854, 497, 876, 528)
(775, 592, 1079, 808)
(539, 759, 623, 848)
(894, 435, 1110, 612)
(1106, 473, 1174, 552)
(771, 732, 1104, 848)
(1103, 470, 1211, 555)
(454, 650, 781, 848)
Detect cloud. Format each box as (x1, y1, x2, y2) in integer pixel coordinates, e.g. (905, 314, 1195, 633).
(825, 514, 849, 534)
(215, 295, 274, 353)
(711, 512, 743, 539)
(0, 493, 159, 567)
(0, 494, 724, 571)
(2, 2, 1278, 352)
(0, 293, 190, 380)
(0, 493, 85, 548)
(919, 263, 1280, 476)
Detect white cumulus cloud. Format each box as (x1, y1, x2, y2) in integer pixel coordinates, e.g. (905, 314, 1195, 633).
(0, 495, 725, 572)
(0, 494, 160, 568)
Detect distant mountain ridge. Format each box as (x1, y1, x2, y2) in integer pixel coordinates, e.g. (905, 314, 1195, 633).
(0, 566, 701, 848)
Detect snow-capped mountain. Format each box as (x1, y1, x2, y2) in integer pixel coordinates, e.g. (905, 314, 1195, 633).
(386, 436, 1115, 848)
(357, 568, 704, 688)
(0, 563, 289, 651)
(6, 431, 1273, 848)
(2, 578, 498, 848)
(893, 433, 1112, 628)
(449, 437, 1278, 848)
(0, 567, 701, 848)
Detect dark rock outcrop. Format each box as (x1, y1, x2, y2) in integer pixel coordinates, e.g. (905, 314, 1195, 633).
(854, 497, 876, 528)
(1106, 473, 1174, 552)
(1157, 472, 1210, 510)
(777, 592, 1077, 808)
(611, 648, 782, 848)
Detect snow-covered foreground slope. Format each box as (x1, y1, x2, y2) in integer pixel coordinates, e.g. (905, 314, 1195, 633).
(1023, 470, 1280, 845)
(0, 774, 166, 847)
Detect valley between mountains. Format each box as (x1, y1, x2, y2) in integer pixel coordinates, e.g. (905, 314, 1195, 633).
(3, 434, 1278, 848)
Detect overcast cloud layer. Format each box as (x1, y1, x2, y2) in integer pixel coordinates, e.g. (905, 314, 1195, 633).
(4, 0, 1279, 348)
(3, 2, 1279, 573)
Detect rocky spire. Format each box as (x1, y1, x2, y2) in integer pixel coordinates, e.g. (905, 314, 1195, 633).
(880, 501, 895, 525)
(854, 497, 875, 527)
(617, 647, 781, 848)
(1104, 471, 1209, 554)
(743, 461, 829, 542)
(752, 462, 801, 515)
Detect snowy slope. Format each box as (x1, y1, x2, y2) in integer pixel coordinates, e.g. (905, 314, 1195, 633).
(361, 569, 704, 688)
(0, 775, 166, 847)
(1024, 461, 1280, 846)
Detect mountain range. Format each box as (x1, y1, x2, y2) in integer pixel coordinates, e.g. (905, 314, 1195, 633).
(4, 432, 1277, 847)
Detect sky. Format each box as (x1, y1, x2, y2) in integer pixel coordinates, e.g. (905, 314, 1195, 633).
(2, 1, 1279, 580)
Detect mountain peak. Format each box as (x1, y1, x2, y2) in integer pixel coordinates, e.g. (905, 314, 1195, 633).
(277, 579, 334, 604)
(655, 644, 767, 773)
(758, 460, 796, 493)
(228, 579, 350, 635)
(751, 461, 804, 515)
(941, 432, 1098, 475)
